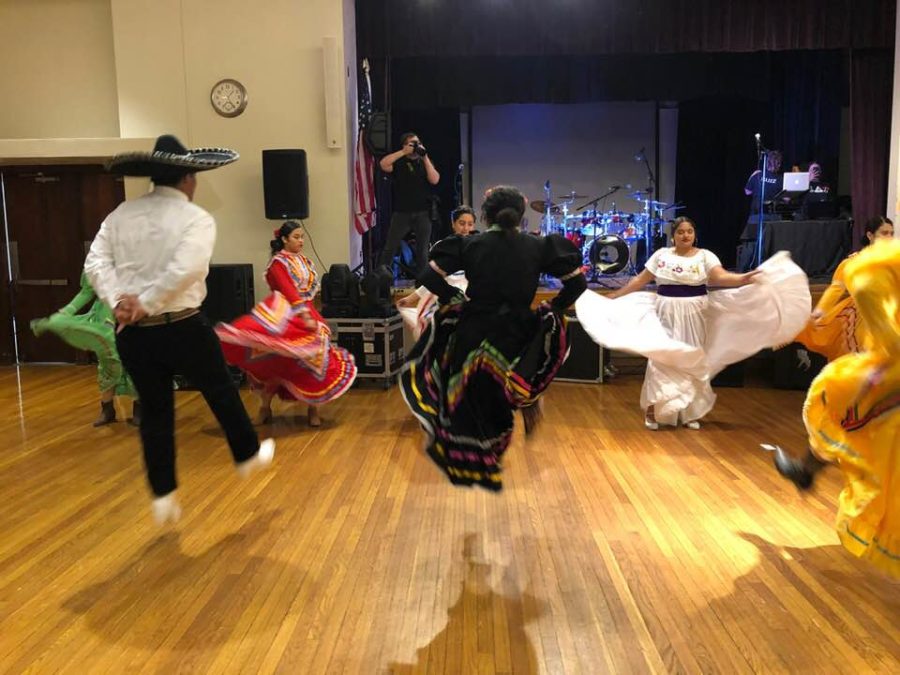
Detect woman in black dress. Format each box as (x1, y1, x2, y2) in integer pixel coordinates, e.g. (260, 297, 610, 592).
(400, 186, 587, 490)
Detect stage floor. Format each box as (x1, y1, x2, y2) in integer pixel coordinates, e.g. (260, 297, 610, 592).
(1, 366, 897, 673)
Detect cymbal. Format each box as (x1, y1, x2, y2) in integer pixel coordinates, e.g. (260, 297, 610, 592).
(530, 200, 560, 214)
(627, 190, 653, 200)
(556, 192, 588, 200)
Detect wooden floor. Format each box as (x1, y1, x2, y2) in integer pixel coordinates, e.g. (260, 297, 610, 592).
(0, 365, 897, 674)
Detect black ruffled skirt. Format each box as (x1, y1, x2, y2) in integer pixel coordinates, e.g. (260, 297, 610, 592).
(400, 296, 569, 490)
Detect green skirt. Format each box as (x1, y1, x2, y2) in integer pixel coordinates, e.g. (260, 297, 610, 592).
(31, 310, 136, 397)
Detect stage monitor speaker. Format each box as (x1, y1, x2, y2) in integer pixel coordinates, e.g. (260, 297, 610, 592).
(202, 264, 255, 323)
(175, 264, 254, 390)
(773, 342, 826, 390)
(262, 149, 309, 220)
(555, 317, 604, 383)
(712, 360, 745, 387)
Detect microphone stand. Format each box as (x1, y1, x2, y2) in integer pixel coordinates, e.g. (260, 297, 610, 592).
(640, 153, 656, 267)
(577, 187, 621, 285)
(754, 143, 769, 268)
(575, 186, 619, 213)
(543, 180, 553, 237)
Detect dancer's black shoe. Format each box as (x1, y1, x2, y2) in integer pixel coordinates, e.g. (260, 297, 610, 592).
(773, 446, 826, 491)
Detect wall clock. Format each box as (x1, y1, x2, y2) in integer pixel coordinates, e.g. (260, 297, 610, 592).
(210, 79, 248, 118)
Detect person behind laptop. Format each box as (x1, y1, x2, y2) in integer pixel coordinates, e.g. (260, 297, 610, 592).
(801, 161, 837, 219)
(807, 161, 831, 193)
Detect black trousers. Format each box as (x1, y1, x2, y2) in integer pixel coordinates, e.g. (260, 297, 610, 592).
(116, 313, 259, 496)
(377, 210, 432, 275)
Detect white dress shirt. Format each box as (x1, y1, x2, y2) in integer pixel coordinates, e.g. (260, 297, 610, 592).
(84, 185, 216, 316)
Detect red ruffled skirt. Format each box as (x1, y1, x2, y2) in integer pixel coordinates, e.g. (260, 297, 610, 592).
(215, 292, 357, 404)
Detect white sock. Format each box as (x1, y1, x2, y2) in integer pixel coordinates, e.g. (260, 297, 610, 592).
(237, 438, 276, 478)
(151, 492, 182, 525)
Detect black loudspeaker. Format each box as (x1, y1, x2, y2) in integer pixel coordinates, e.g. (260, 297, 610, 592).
(202, 264, 255, 322)
(555, 317, 604, 383)
(262, 149, 309, 220)
(365, 112, 390, 155)
(712, 360, 746, 387)
(773, 343, 826, 390)
(175, 264, 254, 390)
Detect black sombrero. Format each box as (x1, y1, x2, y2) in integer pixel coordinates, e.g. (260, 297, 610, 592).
(106, 134, 239, 176)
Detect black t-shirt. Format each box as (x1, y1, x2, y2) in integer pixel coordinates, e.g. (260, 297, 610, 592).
(745, 170, 782, 213)
(391, 157, 431, 213)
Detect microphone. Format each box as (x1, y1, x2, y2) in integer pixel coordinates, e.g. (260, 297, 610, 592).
(457, 163, 464, 173)
(609, 185, 621, 190)
(634, 147, 645, 162)
(754, 133, 761, 152)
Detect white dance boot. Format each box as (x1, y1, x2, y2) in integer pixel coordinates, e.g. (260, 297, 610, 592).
(152, 492, 182, 525)
(237, 438, 276, 478)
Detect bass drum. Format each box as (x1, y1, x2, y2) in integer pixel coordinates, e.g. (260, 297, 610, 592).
(588, 235, 631, 275)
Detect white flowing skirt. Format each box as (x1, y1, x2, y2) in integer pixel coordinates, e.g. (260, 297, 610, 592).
(575, 252, 811, 426)
(398, 274, 469, 344)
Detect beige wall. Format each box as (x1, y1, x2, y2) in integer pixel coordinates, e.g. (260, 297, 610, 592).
(110, 0, 354, 296)
(1, 0, 356, 299)
(888, 6, 900, 230)
(0, 0, 120, 138)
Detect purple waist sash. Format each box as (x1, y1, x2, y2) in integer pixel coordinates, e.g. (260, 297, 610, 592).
(656, 284, 708, 297)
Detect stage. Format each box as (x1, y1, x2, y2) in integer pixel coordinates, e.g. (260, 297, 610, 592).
(1, 365, 897, 672)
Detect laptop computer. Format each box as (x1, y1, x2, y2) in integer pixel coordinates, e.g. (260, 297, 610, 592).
(782, 172, 810, 192)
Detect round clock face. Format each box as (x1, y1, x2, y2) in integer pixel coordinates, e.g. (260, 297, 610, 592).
(210, 79, 247, 117)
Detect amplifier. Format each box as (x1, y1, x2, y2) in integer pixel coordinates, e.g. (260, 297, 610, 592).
(556, 317, 604, 384)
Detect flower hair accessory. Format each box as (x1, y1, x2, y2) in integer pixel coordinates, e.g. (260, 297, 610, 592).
(273, 227, 282, 239)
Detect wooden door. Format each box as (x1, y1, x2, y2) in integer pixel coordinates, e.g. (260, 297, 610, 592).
(1, 166, 125, 363)
(0, 191, 11, 363)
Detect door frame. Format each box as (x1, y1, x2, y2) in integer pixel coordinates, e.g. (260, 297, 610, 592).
(0, 139, 153, 364)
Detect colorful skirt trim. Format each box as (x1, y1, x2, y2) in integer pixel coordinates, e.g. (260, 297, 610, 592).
(400, 299, 568, 491)
(216, 293, 357, 405)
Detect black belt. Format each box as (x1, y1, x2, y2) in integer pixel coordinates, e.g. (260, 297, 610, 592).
(656, 284, 707, 298)
(133, 308, 199, 327)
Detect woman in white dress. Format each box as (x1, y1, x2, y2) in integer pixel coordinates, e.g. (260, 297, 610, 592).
(576, 217, 810, 429)
(397, 206, 476, 339)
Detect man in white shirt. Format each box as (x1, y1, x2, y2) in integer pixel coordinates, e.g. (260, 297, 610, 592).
(85, 135, 274, 525)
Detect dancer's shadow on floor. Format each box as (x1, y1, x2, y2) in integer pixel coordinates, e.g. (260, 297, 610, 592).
(693, 532, 899, 671)
(62, 510, 297, 650)
(388, 533, 545, 674)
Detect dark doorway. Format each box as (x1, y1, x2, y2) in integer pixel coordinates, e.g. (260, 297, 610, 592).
(1, 165, 125, 363)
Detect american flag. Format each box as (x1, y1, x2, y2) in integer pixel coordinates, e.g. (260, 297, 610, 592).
(353, 59, 377, 235)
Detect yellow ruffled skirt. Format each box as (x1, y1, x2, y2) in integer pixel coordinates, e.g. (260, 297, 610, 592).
(803, 241, 900, 578)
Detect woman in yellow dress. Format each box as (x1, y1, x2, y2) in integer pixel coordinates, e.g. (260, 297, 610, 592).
(774, 238, 900, 578)
(793, 217, 893, 360)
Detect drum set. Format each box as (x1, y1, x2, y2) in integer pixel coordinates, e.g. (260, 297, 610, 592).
(531, 184, 681, 277)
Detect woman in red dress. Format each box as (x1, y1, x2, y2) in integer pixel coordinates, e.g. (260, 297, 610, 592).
(215, 222, 357, 425)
